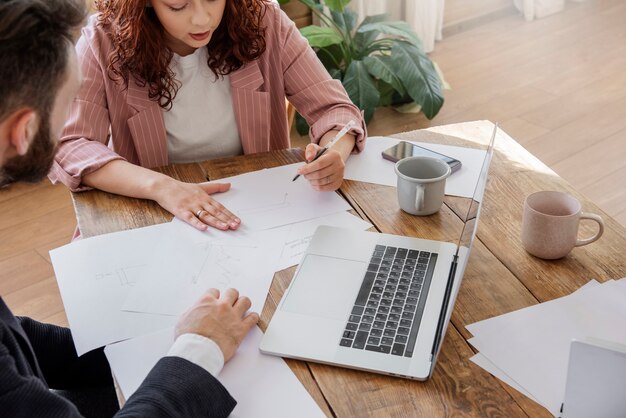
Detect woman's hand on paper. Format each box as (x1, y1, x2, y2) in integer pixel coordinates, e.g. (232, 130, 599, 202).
(175, 288, 258, 362)
(154, 178, 240, 232)
(298, 143, 345, 192)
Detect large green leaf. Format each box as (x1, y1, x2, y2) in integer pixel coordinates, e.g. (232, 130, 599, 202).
(354, 14, 389, 52)
(358, 13, 390, 25)
(357, 21, 421, 48)
(377, 80, 396, 107)
(363, 55, 406, 96)
(324, 0, 350, 12)
(299, 26, 343, 48)
(331, 8, 358, 35)
(390, 42, 444, 119)
(342, 60, 380, 122)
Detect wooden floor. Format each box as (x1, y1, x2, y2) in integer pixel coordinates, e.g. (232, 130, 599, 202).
(2, 0, 625, 335)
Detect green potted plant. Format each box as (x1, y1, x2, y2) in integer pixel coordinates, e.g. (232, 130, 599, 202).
(279, 0, 445, 133)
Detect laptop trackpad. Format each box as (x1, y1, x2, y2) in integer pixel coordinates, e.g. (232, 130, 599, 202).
(282, 254, 366, 321)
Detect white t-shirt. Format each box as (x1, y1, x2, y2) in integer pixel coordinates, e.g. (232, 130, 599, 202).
(164, 47, 242, 164)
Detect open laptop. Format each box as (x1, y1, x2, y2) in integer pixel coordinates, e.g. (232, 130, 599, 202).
(260, 125, 497, 380)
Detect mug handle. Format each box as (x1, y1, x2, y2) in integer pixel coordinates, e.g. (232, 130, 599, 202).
(575, 212, 604, 247)
(415, 184, 425, 212)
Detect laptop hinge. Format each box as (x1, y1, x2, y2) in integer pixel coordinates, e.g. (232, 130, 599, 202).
(430, 255, 459, 362)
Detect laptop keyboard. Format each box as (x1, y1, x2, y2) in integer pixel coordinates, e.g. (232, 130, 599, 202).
(339, 245, 437, 358)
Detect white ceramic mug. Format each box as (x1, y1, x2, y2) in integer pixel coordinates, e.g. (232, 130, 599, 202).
(394, 156, 451, 216)
(521, 191, 604, 260)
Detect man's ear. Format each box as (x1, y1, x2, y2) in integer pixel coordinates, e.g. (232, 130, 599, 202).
(9, 109, 39, 156)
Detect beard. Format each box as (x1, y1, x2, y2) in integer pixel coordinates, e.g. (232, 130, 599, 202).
(0, 116, 57, 188)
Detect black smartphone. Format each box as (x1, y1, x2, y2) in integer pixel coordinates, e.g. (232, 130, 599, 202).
(382, 141, 462, 173)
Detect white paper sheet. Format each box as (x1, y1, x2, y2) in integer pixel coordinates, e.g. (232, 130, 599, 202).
(344, 136, 487, 198)
(469, 353, 540, 403)
(122, 219, 287, 316)
(466, 280, 626, 416)
(467, 279, 600, 411)
(275, 211, 373, 272)
(210, 163, 351, 230)
(104, 327, 325, 418)
(50, 224, 179, 355)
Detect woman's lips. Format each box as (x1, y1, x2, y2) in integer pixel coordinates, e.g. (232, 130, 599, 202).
(190, 31, 210, 41)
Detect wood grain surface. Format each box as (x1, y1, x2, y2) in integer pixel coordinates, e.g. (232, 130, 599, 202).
(72, 122, 626, 417)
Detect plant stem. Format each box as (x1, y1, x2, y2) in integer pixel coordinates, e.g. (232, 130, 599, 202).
(338, 43, 351, 68)
(317, 47, 342, 69)
(304, 2, 336, 31)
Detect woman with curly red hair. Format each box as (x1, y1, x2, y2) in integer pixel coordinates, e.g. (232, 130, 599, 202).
(50, 0, 366, 231)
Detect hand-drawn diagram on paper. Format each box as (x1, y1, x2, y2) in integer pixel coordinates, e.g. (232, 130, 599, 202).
(95, 265, 145, 287)
(190, 241, 257, 286)
(237, 193, 290, 216)
(210, 163, 351, 230)
(122, 231, 275, 316)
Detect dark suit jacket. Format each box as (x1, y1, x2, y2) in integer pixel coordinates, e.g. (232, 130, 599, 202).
(0, 297, 236, 417)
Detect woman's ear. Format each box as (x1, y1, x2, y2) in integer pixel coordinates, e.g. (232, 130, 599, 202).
(10, 109, 38, 156)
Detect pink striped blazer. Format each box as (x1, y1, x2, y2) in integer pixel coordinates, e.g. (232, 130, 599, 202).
(50, 3, 366, 191)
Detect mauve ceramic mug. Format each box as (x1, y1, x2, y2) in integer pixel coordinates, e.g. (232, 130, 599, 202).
(521, 191, 604, 260)
(394, 156, 451, 216)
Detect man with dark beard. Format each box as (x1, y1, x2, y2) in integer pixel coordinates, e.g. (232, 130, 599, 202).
(0, 1, 258, 417)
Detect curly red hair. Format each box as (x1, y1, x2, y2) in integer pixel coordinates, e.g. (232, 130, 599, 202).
(95, 0, 268, 109)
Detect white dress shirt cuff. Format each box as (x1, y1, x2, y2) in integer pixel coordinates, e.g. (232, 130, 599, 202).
(167, 333, 225, 377)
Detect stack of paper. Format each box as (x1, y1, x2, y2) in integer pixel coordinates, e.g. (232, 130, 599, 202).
(466, 278, 626, 416)
(51, 163, 374, 417)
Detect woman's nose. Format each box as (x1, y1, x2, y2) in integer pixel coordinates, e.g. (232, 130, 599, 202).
(191, 9, 210, 27)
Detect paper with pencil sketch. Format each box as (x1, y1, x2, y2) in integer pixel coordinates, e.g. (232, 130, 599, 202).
(344, 136, 487, 198)
(104, 326, 326, 418)
(50, 223, 179, 355)
(208, 163, 351, 230)
(122, 219, 287, 317)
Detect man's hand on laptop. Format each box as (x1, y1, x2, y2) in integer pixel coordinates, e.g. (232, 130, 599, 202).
(175, 288, 259, 362)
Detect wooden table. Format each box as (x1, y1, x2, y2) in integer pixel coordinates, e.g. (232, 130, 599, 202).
(72, 121, 626, 417)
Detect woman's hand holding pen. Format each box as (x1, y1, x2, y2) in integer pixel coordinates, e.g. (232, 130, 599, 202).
(153, 177, 241, 232)
(297, 126, 357, 192)
(297, 144, 345, 191)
